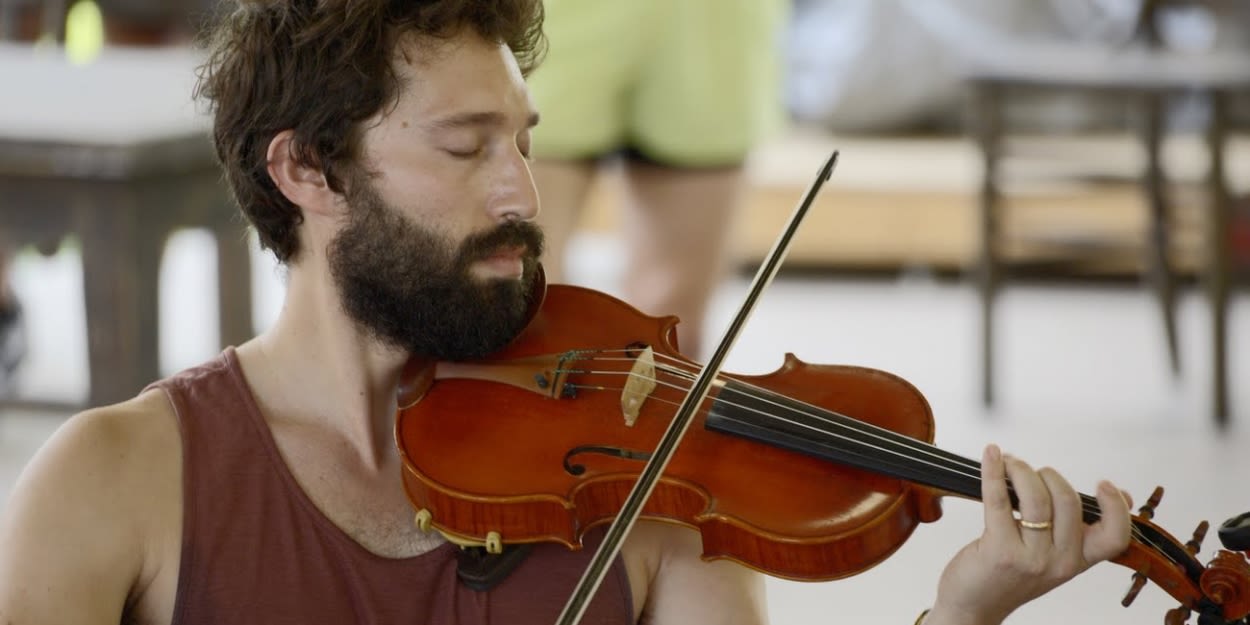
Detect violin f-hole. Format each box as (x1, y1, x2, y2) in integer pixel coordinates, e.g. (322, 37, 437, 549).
(563, 445, 653, 476)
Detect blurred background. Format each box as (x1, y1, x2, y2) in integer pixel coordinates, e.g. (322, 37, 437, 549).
(0, 0, 1248, 623)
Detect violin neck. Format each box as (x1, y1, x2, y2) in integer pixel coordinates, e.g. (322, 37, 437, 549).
(705, 384, 978, 499)
(704, 381, 1214, 589)
(705, 380, 1099, 522)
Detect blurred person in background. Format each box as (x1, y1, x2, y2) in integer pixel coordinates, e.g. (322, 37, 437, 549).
(526, 0, 787, 357)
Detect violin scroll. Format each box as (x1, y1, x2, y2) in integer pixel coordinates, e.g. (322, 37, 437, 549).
(1201, 550, 1250, 619)
(1186, 511, 1250, 625)
(1117, 503, 1250, 625)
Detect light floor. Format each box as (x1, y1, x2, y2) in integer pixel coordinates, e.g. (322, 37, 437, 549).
(0, 230, 1247, 625)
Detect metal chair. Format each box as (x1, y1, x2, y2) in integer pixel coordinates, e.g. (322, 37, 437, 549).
(967, 0, 1249, 425)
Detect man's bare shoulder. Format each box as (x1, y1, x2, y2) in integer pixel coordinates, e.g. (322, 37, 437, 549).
(0, 389, 182, 624)
(27, 389, 181, 500)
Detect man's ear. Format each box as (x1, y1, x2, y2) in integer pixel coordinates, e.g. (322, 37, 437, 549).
(266, 130, 340, 217)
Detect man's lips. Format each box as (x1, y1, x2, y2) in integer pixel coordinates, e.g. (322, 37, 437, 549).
(471, 245, 528, 279)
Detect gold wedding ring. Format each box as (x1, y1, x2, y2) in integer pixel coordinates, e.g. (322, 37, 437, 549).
(1018, 519, 1053, 530)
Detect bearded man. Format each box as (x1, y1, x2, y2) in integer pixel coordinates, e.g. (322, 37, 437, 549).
(0, 2, 1130, 624)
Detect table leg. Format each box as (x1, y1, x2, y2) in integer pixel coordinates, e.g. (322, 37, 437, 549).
(1139, 92, 1180, 374)
(215, 218, 253, 348)
(975, 82, 1004, 408)
(1205, 91, 1231, 425)
(79, 190, 162, 407)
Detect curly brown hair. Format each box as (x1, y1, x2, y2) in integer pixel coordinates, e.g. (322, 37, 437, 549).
(195, 0, 546, 263)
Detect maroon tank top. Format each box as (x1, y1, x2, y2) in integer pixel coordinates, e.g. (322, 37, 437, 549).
(150, 348, 634, 625)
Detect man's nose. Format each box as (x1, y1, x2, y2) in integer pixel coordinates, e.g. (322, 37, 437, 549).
(489, 153, 540, 223)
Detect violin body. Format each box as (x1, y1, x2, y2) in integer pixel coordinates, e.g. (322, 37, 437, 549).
(397, 284, 1250, 622)
(396, 284, 945, 581)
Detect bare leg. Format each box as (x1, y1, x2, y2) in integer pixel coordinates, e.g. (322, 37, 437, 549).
(529, 158, 598, 284)
(619, 162, 745, 358)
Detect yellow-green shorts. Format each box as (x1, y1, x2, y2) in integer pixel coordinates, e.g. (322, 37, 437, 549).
(528, 0, 786, 168)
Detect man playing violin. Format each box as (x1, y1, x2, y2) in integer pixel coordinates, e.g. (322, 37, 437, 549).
(0, 1, 1132, 624)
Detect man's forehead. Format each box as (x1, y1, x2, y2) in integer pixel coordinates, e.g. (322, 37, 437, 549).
(388, 33, 534, 123)
(391, 30, 515, 76)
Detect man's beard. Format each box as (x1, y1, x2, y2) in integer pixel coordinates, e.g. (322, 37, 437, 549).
(327, 179, 545, 361)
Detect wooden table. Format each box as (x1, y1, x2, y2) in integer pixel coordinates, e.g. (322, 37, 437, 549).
(0, 43, 252, 408)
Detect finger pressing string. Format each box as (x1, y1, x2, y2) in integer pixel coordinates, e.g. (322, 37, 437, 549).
(981, 444, 1016, 536)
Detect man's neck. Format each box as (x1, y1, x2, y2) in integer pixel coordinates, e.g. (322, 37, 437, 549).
(236, 269, 414, 470)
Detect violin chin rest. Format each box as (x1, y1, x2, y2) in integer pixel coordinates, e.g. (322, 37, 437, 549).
(455, 543, 535, 591)
(1219, 512, 1250, 552)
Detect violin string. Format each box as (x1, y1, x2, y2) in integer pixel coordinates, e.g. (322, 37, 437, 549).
(569, 366, 1121, 532)
(563, 376, 1198, 588)
(604, 352, 1171, 554)
(566, 365, 1167, 556)
(567, 351, 1009, 487)
(697, 375, 1189, 561)
(570, 350, 1003, 486)
(558, 351, 1168, 558)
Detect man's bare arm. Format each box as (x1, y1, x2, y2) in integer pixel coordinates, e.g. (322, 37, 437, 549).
(0, 393, 176, 624)
(630, 522, 769, 625)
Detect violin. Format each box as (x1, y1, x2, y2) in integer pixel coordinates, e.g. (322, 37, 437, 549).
(396, 282, 1250, 624)
(395, 150, 1250, 624)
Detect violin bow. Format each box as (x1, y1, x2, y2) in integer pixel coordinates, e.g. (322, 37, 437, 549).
(553, 151, 841, 625)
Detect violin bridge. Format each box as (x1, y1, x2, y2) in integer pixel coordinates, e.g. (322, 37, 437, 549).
(620, 347, 657, 427)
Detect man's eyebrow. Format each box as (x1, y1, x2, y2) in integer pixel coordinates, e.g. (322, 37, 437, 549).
(426, 111, 541, 130)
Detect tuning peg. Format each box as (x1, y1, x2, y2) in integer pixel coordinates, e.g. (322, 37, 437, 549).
(1185, 521, 1210, 555)
(1138, 486, 1165, 520)
(1123, 572, 1149, 607)
(1165, 606, 1190, 625)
